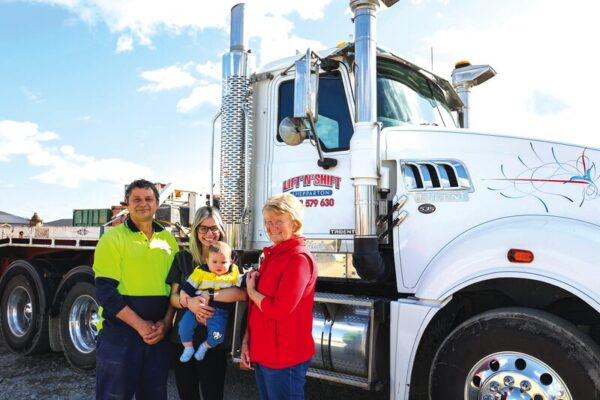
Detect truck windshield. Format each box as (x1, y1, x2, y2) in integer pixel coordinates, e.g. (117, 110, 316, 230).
(377, 59, 456, 128)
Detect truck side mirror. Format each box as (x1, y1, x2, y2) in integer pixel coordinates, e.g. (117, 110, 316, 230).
(279, 117, 307, 146)
(278, 49, 337, 169)
(294, 49, 319, 121)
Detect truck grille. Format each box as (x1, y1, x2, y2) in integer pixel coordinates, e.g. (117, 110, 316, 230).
(401, 160, 473, 191)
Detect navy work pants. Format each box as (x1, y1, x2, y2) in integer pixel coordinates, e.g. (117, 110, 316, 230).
(170, 341, 229, 400)
(255, 360, 311, 400)
(96, 334, 171, 400)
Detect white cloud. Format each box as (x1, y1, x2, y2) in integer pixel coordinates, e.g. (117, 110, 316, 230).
(60, 145, 75, 155)
(244, 7, 327, 65)
(139, 64, 197, 93)
(31, 0, 80, 7)
(21, 87, 44, 104)
(33, 157, 151, 188)
(196, 61, 222, 81)
(0, 180, 16, 189)
(157, 169, 210, 196)
(0, 120, 151, 187)
(0, 120, 57, 161)
(176, 84, 221, 112)
(116, 34, 134, 53)
(32, 0, 335, 117)
(418, 0, 600, 148)
(30, 1, 333, 61)
(259, 34, 325, 68)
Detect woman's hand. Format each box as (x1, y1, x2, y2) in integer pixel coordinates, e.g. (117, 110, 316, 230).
(187, 295, 214, 324)
(240, 331, 253, 370)
(179, 291, 190, 308)
(246, 270, 265, 310)
(246, 270, 258, 291)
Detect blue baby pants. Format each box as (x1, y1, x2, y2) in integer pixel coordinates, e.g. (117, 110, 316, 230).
(178, 307, 228, 347)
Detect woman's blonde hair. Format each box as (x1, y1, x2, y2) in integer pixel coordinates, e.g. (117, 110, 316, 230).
(189, 206, 226, 264)
(262, 193, 304, 236)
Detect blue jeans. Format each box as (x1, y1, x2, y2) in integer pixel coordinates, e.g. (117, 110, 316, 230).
(178, 307, 228, 347)
(255, 360, 311, 400)
(96, 334, 171, 400)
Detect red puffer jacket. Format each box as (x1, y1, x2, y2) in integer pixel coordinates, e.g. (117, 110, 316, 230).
(248, 236, 317, 369)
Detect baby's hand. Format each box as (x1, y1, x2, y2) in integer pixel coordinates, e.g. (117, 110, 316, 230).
(200, 291, 210, 302)
(179, 291, 190, 308)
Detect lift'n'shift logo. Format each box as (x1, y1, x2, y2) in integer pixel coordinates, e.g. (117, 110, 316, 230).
(282, 174, 341, 197)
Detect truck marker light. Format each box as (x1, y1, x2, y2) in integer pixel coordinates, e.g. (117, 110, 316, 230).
(336, 41, 347, 48)
(507, 249, 534, 263)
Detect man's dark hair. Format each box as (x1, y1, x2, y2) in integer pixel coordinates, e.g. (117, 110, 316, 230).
(124, 179, 160, 204)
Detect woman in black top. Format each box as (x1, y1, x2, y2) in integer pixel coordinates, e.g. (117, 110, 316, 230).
(167, 206, 247, 400)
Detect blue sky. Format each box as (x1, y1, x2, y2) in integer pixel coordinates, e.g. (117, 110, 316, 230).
(1, 0, 598, 221)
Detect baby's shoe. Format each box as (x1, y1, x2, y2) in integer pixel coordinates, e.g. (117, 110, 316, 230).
(194, 342, 209, 361)
(180, 346, 195, 362)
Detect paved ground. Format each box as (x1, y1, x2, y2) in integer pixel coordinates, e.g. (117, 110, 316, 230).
(0, 339, 387, 399)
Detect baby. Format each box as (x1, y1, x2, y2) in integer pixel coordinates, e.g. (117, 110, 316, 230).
(178, 241, 241, 362)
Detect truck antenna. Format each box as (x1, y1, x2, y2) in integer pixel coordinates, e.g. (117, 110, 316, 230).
(430, 47, 434, 72)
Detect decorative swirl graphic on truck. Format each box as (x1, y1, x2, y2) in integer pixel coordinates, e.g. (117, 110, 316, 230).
(486, 143, 599, 212)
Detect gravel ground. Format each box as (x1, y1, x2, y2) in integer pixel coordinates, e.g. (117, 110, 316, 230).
(0, 339, 386, 399)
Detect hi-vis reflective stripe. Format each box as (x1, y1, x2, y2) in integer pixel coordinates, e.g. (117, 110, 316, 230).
(188, 280, 236, 289)
(187, 276, 243, 290)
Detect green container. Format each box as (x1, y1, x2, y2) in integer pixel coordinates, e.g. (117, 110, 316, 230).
(73, 208, 112, 227)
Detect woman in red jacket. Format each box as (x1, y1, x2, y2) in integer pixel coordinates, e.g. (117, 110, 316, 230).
(241, 193, 317, 400)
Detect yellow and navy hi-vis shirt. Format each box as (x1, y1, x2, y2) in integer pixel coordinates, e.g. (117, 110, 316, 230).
(93, 218, 179, 341)
(181, 264, 241, 296)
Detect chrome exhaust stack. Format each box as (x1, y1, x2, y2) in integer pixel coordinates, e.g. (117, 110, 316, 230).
(220, 3, 254, 249)
(349, 0, 396, 281)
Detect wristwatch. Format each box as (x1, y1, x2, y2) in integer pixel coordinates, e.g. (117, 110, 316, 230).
(207, 288, 215, 301)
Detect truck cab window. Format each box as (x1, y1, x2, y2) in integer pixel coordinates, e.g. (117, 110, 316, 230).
(278, 71, 353, 152)
(377, 59, 456, 128)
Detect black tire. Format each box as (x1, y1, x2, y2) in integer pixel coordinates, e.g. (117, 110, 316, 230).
(430, 307, 600, 399)
(59, 281, 98, 370)
(0, 274, 49, 354)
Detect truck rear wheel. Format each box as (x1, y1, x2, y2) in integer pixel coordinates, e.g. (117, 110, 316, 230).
(59, 281, 98, 370)
(430, 307, 600, 399)
(0, 274, 49, 354)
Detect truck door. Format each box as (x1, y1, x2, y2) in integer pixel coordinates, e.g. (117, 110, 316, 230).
(265, 70, 355, 241)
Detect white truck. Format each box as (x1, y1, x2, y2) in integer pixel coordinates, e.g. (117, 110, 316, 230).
(2, 1, 600, 399)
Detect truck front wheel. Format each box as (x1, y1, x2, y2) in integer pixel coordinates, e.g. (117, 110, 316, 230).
(430, 307, 600, 399)
(59, 281, 98, 370)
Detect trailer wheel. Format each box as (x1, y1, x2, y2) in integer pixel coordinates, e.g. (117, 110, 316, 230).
(0, 274, 49, 354)
(430, 307, 600, 399)
(59, 282, 98, 370)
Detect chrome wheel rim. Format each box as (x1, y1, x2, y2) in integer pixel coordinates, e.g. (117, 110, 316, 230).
(7, 286, 33, 337)
(465, 352, 571, 400)
(68, 294, 98, 354)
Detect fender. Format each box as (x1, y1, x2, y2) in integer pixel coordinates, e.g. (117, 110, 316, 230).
(49, 265, 94, 316)
(414, 215, 600, 310)
(0, 259, 52, 309)
(391, 215, 600, 400)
